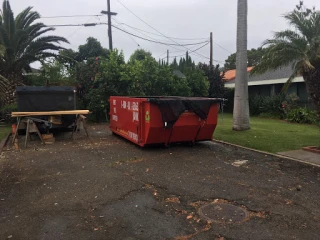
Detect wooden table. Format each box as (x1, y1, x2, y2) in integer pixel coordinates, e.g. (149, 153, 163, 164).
(11, 110, 90, 148)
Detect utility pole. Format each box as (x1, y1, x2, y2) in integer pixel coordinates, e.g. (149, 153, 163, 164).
(101, 0, 117, 50)
(167, 49, 169, 65)
(210, 32, 213, 66)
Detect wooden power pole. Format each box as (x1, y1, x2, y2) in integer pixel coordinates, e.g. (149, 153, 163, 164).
(167, 50, 169, 65)
(210, 32, 213, 66)
(101, 0, 117, 50)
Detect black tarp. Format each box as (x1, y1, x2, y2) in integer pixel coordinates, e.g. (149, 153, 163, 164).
(148, 97, 223, 128)
(16, 86, 76, 112)
(16, 86, 77, 128)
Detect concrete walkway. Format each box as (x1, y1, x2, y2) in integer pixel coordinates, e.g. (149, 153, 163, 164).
(278, 150, 320, 166)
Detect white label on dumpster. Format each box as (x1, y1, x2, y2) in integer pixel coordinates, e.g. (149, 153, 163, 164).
(114, 107, 117, 113)
(121, 100, 127, 109)
(113, 99, 116, 106)
(132, 102, 139, 111)
(133, 111, 139, 121)
(112, 115, 118, 122)
(128, 131, 138, 142)
(127, 101, 131, 110)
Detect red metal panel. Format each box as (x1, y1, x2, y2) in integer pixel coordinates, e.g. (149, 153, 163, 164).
(196, 104, 220, 141)
(109, 97, 220, 147)
(109, 96, 146, 146)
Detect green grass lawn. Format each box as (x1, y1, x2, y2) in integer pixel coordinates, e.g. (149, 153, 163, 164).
(214, 113, 320, 153)
(0, 125, 11, 142)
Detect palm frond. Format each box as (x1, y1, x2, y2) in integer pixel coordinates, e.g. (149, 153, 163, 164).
(0, 1, 68, 75)
(281, 61, 303, 92)
(284, 10, 314, 42)
(21, 11, 40, 29)
(2, 0, 14, 40)
(14, 6, 32, 29)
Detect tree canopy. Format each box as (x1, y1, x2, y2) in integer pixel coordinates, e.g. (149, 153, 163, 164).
(251, 1, 320, 114)
(129, 49, 153, 62)
(224, 47, 266, 70)
(0, 0, 68, 107)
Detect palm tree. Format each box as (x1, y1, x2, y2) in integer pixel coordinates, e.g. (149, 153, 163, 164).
(0, 0, 68, 106)
(233, 0, 250, 131)
(252, 2, 320, 114)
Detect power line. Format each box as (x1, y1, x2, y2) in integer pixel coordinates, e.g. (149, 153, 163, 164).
(213, 41, 233, 54)
(47, 23, 99, 27)
(115, 21, 209, 41)
(113, 22, 141, 47)
(111, 25, 209, 46)
(170, 42, 210, 59)
(161, 42, 222, 63)
(116, 0, 209, 60)
(46, 21, 209, 47)
(157, 51, 167, 58)
(67, 16, 98, 38)
(41, 14, 103, 19)
(114, 17, 186, 54)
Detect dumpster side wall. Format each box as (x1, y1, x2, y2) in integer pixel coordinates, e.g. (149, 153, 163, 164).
(109, 96, 146, 146)
(109, 97, 221, 147)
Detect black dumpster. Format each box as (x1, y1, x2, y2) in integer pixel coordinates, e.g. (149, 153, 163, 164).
(16, 86, 77, 129)
(16, 86, 76, 112)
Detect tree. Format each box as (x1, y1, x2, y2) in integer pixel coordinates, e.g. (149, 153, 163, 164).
(199, 63, 225, 98)
(185, 67, 209, 97)
(252, 2, 320, 114)
(171, 57, 178, 69)
(0, 0, 68, 106)
(77, 37, 109, 61)
(233, 0, 250, 131)
(24, 60, 76, 86)
(224, 47, 266, 70)
(85, 50, 125, 121)
(129, 49, 153, 62)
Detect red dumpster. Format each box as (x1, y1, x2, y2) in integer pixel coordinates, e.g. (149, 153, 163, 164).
(109, 96, 223, 147)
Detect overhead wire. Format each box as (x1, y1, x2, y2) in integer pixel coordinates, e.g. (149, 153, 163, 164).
(40, 14, 103, 19)
(113, 21, 141, 47)
(67, 16, 97, 38)
(115, 21, 209, 41)
(46, 21, 209, 47)
(111, 24, 209, 46)
(213, 41, 233, 54)
(116, 0, 210, 61)
(114, 17, 187, 55)
(162, 42, 212, 60)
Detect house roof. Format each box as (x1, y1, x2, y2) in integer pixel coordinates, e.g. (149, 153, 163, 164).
(173, 70, 186, 79)
(223, 67, 254, 82)
(224, 65, 304, 88)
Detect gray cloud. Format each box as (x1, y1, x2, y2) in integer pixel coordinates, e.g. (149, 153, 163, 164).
(11, 0, 320, 65)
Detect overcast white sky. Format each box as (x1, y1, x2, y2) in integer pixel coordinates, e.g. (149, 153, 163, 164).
(11, 0, 320, 65)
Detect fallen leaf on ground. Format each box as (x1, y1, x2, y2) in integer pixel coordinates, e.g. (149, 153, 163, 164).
(232, 160, 248, 167)
(186, 215, 193, 219)
(93, 228, 99, 231)
(146, 168, 149, 172)
(165, 197, 180, 203)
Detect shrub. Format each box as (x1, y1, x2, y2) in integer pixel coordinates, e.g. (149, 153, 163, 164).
(249, 95, 266, 116)
(248, 94, 300, 119)
(249, 94, 287, 118)
(0, 103, 18, 122)
(286, 107, 319, 124)
(0, 103, 18, 113)
(222, 88, 234, 113)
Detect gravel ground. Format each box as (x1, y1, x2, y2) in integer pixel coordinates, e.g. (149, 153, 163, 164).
(0, 124, 319, 240)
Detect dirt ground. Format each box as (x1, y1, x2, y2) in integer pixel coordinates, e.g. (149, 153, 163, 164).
(0, 124, 320, 240)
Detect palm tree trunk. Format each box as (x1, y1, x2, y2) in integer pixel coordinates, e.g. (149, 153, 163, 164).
(233, 0, 250, 130)
(303, 69, 320, 114)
